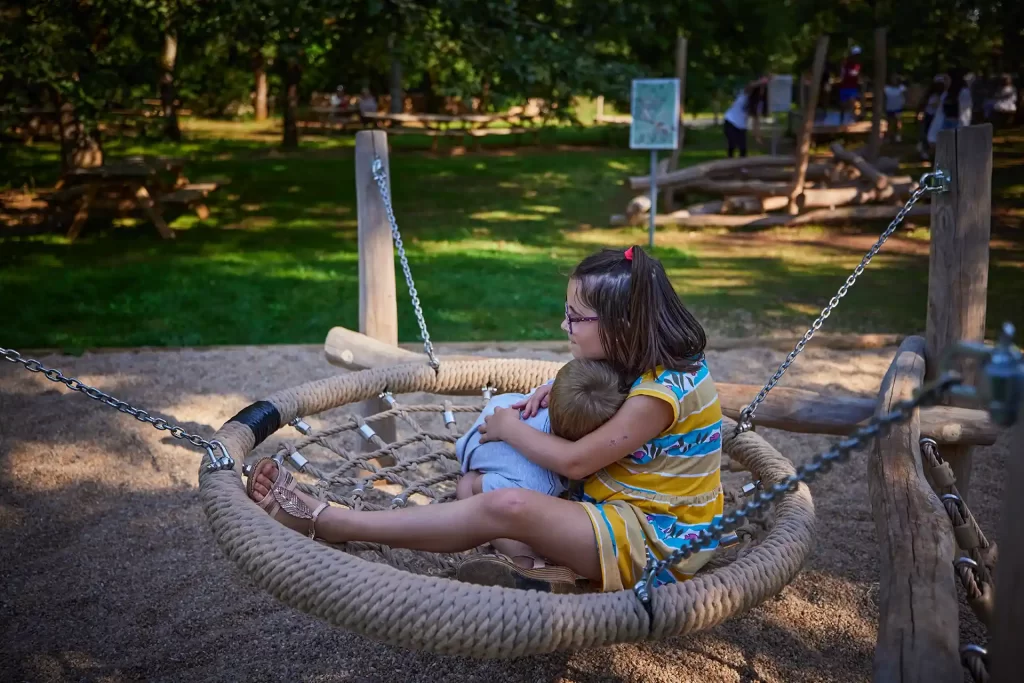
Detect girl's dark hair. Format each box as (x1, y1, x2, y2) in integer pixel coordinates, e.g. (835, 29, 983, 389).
(745, 82, 768, 117)
(570, 245, 707, 383)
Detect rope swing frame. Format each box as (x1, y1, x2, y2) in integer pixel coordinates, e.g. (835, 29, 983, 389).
(198, 359, 816, 658)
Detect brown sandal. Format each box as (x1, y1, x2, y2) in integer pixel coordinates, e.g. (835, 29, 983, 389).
(456, 553, 591, 594)
(246, 457, 330, 539)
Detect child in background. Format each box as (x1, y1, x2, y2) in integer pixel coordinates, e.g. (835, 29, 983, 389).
(884, 75, 907, 142)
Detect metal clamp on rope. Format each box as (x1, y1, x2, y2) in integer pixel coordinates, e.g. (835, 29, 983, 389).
(379, 391, 397, 408)
(290, 418, 312, 435)
(203, 440, 234, 472)
(920, 169, 951, 193)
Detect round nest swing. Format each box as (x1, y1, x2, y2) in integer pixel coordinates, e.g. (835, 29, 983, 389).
(198, 358, 815, 658)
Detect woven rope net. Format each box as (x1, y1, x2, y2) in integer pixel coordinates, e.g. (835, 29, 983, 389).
(198, 359, 816, 658)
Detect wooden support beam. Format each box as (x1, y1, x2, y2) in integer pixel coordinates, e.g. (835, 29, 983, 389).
(665, 34, 688, 212)
(354, 130, 398, 446)
(990, 413, 1024, 683)
(868, 335, 960, 683)
(925, 124, 993, 502)
(787, 35, 830, 214)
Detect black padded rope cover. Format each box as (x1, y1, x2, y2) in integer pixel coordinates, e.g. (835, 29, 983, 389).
(227, 400, 281, 448)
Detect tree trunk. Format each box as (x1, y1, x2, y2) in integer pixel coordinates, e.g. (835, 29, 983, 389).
(57, 98, 103, 171)
(281, 48, 301, 149)
(160, 30, 181, 142)
(253, 51, 268, 121)
(388, 34, 403, 114)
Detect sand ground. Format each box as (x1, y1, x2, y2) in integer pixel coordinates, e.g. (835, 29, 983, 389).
(0, 342, 1002, 682)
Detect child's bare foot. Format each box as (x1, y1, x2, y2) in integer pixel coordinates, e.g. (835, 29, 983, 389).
(246, 457, 331, 538)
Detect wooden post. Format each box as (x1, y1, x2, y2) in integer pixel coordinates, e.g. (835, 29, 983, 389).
(596, 95, 605, 121)
(665, 35, 688, 212)
(868, 336, 960, 683)
(787, 35, 829, 214)
(868, 27, 887, 160)
(354, 130, 398, 447)
(990, 415, 1024, 683)
(925, 124, 993, 502)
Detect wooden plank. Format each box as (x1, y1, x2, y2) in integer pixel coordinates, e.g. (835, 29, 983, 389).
(786, 204, 929, 226)
(925, 124, 993, 501)
(133, 184, 175, 239)
(787, 35, 830, 214)
(868, 335, 960, 683)
(990, 416, 1024, 683)
(354, 130, 398, 446)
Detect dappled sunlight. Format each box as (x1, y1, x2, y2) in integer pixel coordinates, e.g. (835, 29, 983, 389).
(468, 210, 547, 222)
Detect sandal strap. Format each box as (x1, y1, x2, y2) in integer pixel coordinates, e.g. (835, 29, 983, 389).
(309, 502, 330, 539)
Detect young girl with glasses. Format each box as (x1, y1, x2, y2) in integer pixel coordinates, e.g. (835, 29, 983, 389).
(245, 245, 724, 593)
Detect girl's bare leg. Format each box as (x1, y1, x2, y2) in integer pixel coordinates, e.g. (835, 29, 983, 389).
(456, 471, 545, 567)
(252, 462, 600, 581)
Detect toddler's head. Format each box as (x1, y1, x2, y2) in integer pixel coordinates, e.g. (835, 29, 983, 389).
(547, 359, 627, 441)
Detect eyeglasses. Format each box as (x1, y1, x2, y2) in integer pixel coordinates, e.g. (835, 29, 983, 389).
(565, 301, 598, 335)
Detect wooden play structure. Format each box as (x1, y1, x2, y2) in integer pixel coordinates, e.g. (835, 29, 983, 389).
(264, 123, 1020, 675)
(3, 121, 1018, 670)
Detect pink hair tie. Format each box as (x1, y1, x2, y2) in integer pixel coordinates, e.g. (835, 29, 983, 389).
(624, 246, 634, 261)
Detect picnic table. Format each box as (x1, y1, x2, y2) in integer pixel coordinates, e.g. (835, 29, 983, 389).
(47, 156, 219, 241)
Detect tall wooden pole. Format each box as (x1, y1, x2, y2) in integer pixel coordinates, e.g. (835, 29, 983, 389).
(355, 130, 398, 447)
(990, 411, 1024, 682)
(665, 35, 688, 212)
(868, 27, 887, 160)
(787, 35, 829, 214)
(925, 124, 993, 503)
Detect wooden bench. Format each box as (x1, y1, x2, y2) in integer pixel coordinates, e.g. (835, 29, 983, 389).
(159, 182, 220, 220)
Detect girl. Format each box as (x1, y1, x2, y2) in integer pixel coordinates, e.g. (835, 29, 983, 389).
(927, 68, 973, 150)
(917, 76, 945, 159)
(722, 76, 769, 158)
(246, 245, 725, 593)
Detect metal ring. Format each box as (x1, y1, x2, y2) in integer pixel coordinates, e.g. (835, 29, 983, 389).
(960, 644, 988, 657)
(954, 556, 980, 570)
(919, 436, 938, 448)
(940, 493, 966, 516)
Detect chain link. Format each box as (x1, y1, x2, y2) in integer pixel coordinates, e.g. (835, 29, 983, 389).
(634, 371, 963, 605)
(371, 157, 440, 370)
(736, 170, 950, 432)
(1, 347, 231, 470)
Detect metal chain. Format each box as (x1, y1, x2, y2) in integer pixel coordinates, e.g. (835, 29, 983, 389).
(736, 170, 951, 432)
(0, 347, 232, 471)
(371, 157, 440, 370)
(634, 370, 963, 605)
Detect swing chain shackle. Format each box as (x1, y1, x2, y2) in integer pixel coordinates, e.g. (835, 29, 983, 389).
(736, 169, 951, 434)
(371, 156, 440, 371)
(0, 347, 233, 472)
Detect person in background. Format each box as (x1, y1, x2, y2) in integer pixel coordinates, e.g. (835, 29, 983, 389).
(985, 74, 1018, 127)
(722, 76, 769, 158)
(883, 74, 907, 143)
(838, 46, 863, 124)
(927, 68, 972, 152)
(916, 75, 945, 160)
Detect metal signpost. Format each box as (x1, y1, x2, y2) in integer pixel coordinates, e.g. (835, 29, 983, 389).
(630, 78, 681, 248)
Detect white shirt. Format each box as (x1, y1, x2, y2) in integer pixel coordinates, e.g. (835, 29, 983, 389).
(724, 92, 749, 130)
(927, 88, 973, 143)
(883, 84, 906, 112)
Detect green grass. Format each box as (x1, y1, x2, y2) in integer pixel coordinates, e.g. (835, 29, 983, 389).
(2, 119, 1023, 350)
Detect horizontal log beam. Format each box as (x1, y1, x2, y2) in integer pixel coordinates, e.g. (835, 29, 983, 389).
(629, 155, 795, 191)
(325, 326, 995, 445)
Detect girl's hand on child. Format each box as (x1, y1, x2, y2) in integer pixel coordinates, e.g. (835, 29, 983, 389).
(478, 406, 521, 443)
(510, 383, 552, 418)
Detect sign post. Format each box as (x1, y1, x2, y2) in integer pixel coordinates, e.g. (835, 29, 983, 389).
(630, 78, 680, 248)
(767, 75, 794, 155)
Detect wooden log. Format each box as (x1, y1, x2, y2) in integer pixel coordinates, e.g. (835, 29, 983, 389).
(686, 179, 792, 197)
(868, 27, 887, 160)
(712, 163, 828, 183)
(609, 212, 791, 228)
(868, 335, 960, 683)
(925, 124, 993, 502)
(787, 35, 830, 213)
(830, 142, 890, 190)
(723, 195, 790, 214)
(786, 203, 930, 225)
(990, 415, 1024, 683)
(322, 333, 997, 445)
(795, 183, 915, 211)
(628, 155, 794, 191)
(354, 130, 398, 446)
